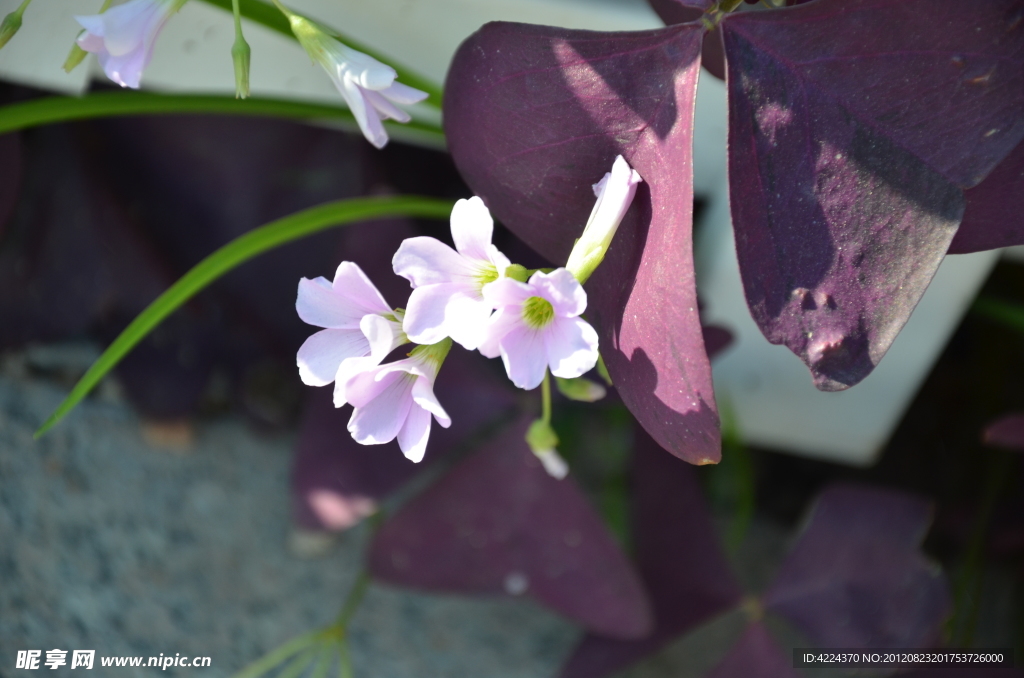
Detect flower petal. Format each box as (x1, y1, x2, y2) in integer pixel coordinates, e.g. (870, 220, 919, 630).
(380, 81, 429, 105)
(450, 197, 495, 261)
(531, 268, 587, 318)
(338, 75, 388, 149)
(393, 236, 477, 287)
(482, 277, 534, 308)
(444, 293, 494, 351)
(297, 328, 370, 387)
(545, 317, 599, 380)
(397, 404, 432, 462)
(499, 326, 548, 390)
(411, 377, 451, 428)
(478, 306, 522, 359)
(348, 374, 414, 444)
(297, 277, 360, 329)
(332, 261, 392, 315)
(360, 313, 404, 361)
(403, 282, 464, 345)
(364, 88, 412, 123)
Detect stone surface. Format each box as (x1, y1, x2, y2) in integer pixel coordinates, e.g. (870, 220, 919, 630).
(0, 369, 577, 677)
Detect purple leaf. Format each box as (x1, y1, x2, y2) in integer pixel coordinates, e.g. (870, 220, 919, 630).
(725, 0, 1024, 189)
(721, 0, 1024, 390)
(646, 0, 726, 79)
(368, 416, 654, 639)
(763, 484, 950, 649)
(949, 140, 1024, 253)
(982, 413, 1024, 450)
(704, 622, 800, 678)
(703, 324, 734, 360)
(444, 21, 722, 465)
(559, 427, 742, 677)
(292, 347, 518, 531)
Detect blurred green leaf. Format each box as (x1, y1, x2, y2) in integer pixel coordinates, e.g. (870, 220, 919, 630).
(972, 296, 1024, 337)
(0, 92, 444, 147)
(35, 196, 454, 438)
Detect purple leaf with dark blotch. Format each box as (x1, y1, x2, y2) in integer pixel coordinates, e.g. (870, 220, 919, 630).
(982, 413, 1024, 450)
(724, 0, 1024, 189)
(949, 140, 1024, 253)
(368, 416, 654, 639)
(292, 348, 518, 531)
(559, 427, 743, 678)
(704, 622, 800, 678)
(444, 21, 721, 464)
(723, 13, 973, 391)
(764, 484, 950, 649)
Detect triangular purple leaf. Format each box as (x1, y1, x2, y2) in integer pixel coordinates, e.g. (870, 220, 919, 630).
(704, 622, 800, 678)
(721, 1, 1024, 389)
(949, 140, 1024, 253)
(982, 412, 1024, 450)
(559, 427, 743, 678)
(444, 21, 722, 464)
(368, 416, 654, 639)
(292, 348, 518, 531)
(764, 484, 950, 649)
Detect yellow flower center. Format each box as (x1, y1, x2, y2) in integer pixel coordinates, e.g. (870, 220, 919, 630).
(522, 296, 555, 329)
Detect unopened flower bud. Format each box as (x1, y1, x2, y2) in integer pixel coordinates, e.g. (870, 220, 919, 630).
(526, 419, 568, 479)
(565, 155, 642, 285)
(232, 33, 251, 99)
(0, 4, 26, 50)
(555, 376, 606, 402)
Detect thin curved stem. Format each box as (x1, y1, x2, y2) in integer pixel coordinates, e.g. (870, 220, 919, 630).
(541, 370, 553, 424)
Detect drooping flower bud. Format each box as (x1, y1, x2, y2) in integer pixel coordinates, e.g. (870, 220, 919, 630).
(75, 0, 185, 89)
(564, 155, 643, 285)
(231, 31, 251, 99)
(526, 418, 568, 479)
(273, 0, 427, 149)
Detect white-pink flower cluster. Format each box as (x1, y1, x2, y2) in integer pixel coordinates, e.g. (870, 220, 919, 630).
(295, 156, 641, 472)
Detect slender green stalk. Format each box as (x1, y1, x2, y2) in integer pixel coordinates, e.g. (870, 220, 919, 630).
(309, 644, 334, 678)
(336, 572, 371, 629)
(230, 0, 251, 98)
(338, 641, 353, 678)
(231, 628, 324, 678)
(195, 0, 442, 108)
(0, 92, 444, 146)
(277, 648, 319, 678)
(972, 296, 1024, 337)
(34, 196, 453, 438)
(541, 370, 553, 424)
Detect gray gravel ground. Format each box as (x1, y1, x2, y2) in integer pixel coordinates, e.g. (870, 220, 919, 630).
(0, 365, 577, 678)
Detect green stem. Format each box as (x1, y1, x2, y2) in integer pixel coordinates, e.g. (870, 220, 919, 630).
(949, 450, 1012, 646)
(541, 370, 553, 424)
(0, 92, 444, 146)
(336, 572, 371, 629)
(34, 196, 453, 438)
(230, 628, 323, 678)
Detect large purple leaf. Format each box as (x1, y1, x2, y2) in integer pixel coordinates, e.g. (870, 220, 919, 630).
(444, 21, 722, 464)
(704, 622, 800, 678)
(722, 0, 1024, 390)
(292, 348, 518, 531)
(949, 140, 1024, 253)
(763, 484, 950, 649)
(646, 0, 726, 80)
(368, 416, 654, 639)
(559, 428, 743, 678)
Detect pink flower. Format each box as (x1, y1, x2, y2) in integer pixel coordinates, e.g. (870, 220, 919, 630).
(75, 0, 181, 89)
(479, 268, 599, 390)
(392, 197, 512, 350)
(295, 261, 405, 407)
(564, 154, 643, 284)
(342, 340, 452, 463)
(280, 6, 428, 149)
